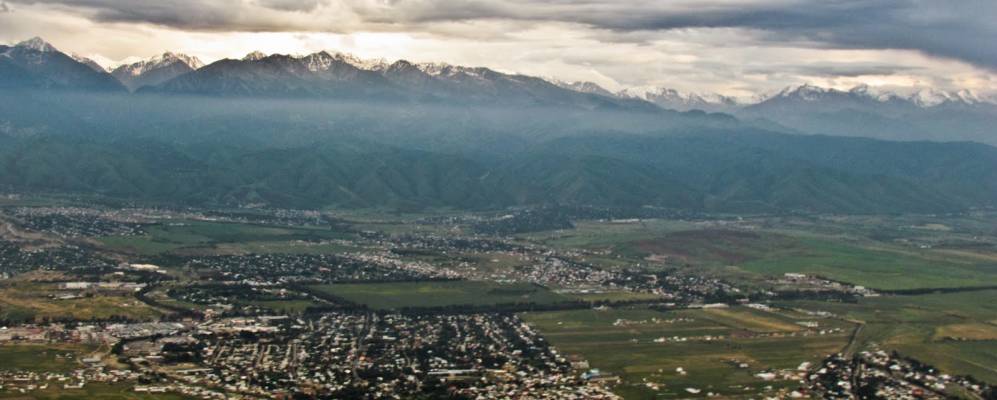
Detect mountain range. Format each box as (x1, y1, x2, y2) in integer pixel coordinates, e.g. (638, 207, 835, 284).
(0, 37, 995, 213)
(563, 81, 997, 145)
(0, 37, 125, 92)
(5, 37, 994, 136)
(111, 52, 203, 91)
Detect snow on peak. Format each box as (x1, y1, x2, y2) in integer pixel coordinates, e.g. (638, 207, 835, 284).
(953, 89, 987, 105)
(71, 53, 107, 72)
(115, 52, 203, 76)
(153, 52, 203, 69)
(299, 51, 334, 72)
(16, 37, 57, 53)
(777, 84, 829, 101)
(909, 88, 959, 107)
(416, 62, 454, 76)
(414, 62, 493, 78)
(290, 51, 389, 72)
(906, 88, 992, 107)
(847, 85, 901, 102)
(762, 84, 993, 107)
(551, 80, 615, 97)
(618, 86, 739, 110)
(330, 52, 387, 71)
(243, 51, 267, 61)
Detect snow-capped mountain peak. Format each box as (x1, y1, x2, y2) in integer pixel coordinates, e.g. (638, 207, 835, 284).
(776, 83, 830, 101)
(15, 37, 58, 53)
(906, 88, 989, 107)
(329, 52, 387, 71)
(110, 51, 204, 90)
(300, 51, 334, 72)
(155, 52, 203, 69)
(617, 86, 739, 112)
(113, 52, 203, 77)
(70, 53, 107, 73)
(847, 84, 902, 102)
(954, 89, 987, 104)
(416, 62, 454, 76)
(243, 51, 268, 61)
(550, 80, 616, 97)
(293, 51, 388, 73)
(758, 84, 995, 108)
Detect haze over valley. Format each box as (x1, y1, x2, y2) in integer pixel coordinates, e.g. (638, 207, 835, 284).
(1, 2, 996, 399)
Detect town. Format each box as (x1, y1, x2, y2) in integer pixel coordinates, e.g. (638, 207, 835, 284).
(1, 204, 995, 399)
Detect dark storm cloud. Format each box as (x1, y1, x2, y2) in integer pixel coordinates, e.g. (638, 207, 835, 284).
(252, 0, 324, 12)
(6, 0, 276, 30)
(744, 63, 919, 78)
(6, 0, 997, 69)
(361, 0, 997, 70)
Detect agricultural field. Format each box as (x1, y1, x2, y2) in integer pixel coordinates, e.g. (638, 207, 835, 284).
(389, 250, 532, 276)
(739, 238, 997, 290)
(0, 382, 191, 400)
(697, 307, 802, 333)
(521, 306, 854, 399)
(0, 283, 162, 322)
(308, 281, 571, 310)
(97, 220, 349, 255)
(781, 289, 997, 384)
(208, 240, 361, 256)
(523, 219, 699, 252)
(0, 344, 96, 373)
(564, 290, 665, 303)
(520, 214, 997, 291)
(934, 322, 997, 341)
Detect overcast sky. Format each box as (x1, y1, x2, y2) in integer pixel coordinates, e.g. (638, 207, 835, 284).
(1, 0, 995, 98)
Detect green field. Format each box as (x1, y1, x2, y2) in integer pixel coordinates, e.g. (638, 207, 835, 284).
(0, 344, 95, 373)
(210, 240, 360, 255)
(782, 289, 997, 384)
(565, 291, 665, 303)
(521, 306, 852, 399)
(0, 283, 162, 323)
(0, 382, 191, 399)
(98, 220, 349, 255)
(587, 226, 997, 291)
(741, 238, 997, 290)
(308, 281, 571, 310)
(524, 219, 698, 252)
(524, 215, 997, 291)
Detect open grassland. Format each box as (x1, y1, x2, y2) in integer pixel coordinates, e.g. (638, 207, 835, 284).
(521, 306, 851, 399)
(741, 238, 997, 290)
(699, 308, 802, 333)
(564, 291, 665, 303)
(0, 382, 191, 399)
(97, 220, 349, 255)
(308, 281, 571, 310)
(0, 344, 96, 373)
(209, 240, 360, 256)
(0, 283, 162, 323)
(392, 250, 533, 277)
(536, 213, 997, 291)
(782, 290, 997, 384)
(523, 219, 698, 252)
(633, 229, 797, 265)
(596, 225, 997, 290)
(893, 341, 997, 388)
(934, 322, 997, 341)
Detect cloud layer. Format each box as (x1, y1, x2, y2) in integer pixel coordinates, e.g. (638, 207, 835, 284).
(2, 0, 995, 97)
